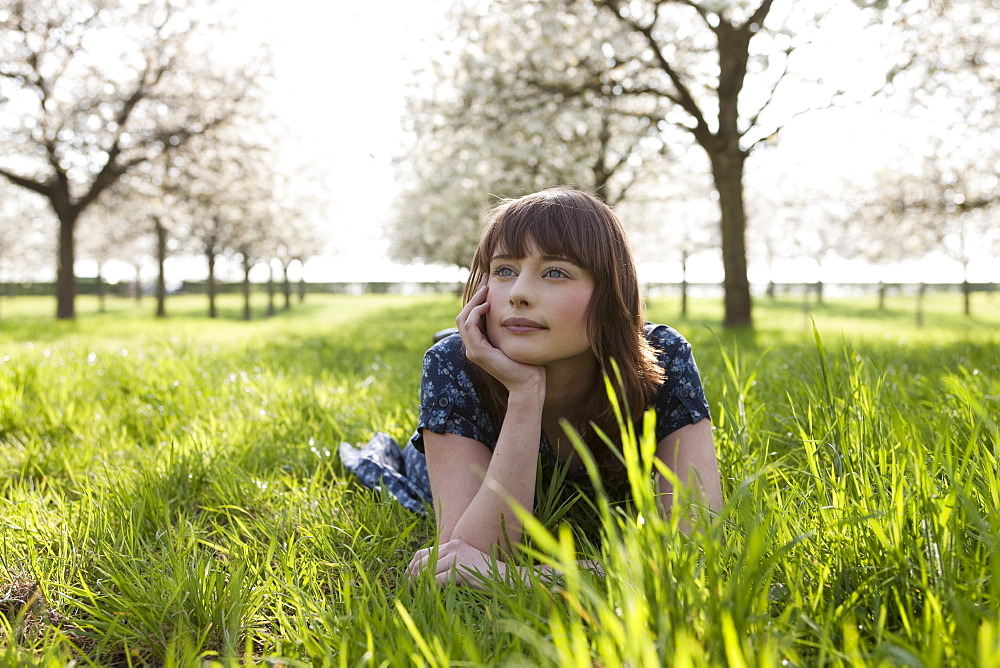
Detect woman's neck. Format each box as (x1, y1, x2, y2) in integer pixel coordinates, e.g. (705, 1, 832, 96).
(541, 353, 599, 425)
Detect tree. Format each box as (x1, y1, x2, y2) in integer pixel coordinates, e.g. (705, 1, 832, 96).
(227, 161, 275, 322)
(77, 187, 152, 312)
(880, 0, 998, 131)
(86, 155, 189, 318)
(234, 232, 267, 321)
(865, 0, 999, 314)
(167, 125, 273, 319)
(269, 161, 329, 311)
(393, 0, 887, 326)
(746, 186, 795, 300)
(228, 172, 275, 321)
(617, 155, 720, 317)
(587, 0, 892, 326)
(0, 189, 53, 313)
(869, 142, 997, 316)
(0, 0, 265, 319)
(748, 155, 860, 305)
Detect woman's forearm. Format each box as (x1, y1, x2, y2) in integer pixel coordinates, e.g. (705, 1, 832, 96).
(655, 419, 722, 534)
(449, 382, 545, 553)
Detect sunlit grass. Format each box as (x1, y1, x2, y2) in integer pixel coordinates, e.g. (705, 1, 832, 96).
(1, 292, 998, 665)
(645, 290, 1000, 341)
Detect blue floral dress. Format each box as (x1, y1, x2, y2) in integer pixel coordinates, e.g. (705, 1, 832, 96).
(339, 323, 710, 515)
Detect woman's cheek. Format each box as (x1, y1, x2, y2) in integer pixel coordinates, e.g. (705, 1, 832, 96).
(484, 312, 499, 344)
(485, 324, 520, 360)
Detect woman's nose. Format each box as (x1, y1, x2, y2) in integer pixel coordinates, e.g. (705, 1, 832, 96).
(508, 275, 533, 306)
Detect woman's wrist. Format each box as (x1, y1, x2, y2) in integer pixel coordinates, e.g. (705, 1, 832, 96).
(506, 372, 546, 404)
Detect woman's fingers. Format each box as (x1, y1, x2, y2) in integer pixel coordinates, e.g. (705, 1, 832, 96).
(406, 541, 455, 580)
(405, 546, 432, 579)
(461, 304, 490, 341)
(407, 540, 490, 589)
(455, 287, 500, 365)
(457, 296, 489, 345)
(455, 284, 487, 329)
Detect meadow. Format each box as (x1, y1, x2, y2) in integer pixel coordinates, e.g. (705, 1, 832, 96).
(1, 291, 998, 666)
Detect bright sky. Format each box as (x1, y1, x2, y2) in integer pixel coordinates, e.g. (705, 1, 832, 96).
(238, 0, 460, 284)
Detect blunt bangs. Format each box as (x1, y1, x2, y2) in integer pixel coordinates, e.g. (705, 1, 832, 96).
(479, 190, 609, 274)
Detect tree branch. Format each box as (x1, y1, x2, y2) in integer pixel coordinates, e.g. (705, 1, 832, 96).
(595, 0, 714, 147)
(747, 0, 775, 29)
(0, 167, 50, 198)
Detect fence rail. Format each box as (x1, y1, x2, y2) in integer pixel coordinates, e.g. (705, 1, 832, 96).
(1, 280, 996, 298)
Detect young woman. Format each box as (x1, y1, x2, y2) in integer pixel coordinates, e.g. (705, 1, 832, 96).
(341, 187, 721, 586)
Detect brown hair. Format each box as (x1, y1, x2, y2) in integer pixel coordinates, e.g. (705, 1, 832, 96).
(463, 187, 664, 460)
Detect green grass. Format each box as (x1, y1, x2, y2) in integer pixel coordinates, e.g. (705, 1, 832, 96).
(1, 292, 998, 666)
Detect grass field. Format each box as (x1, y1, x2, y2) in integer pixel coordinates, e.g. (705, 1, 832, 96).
(1, 292, 998, 666)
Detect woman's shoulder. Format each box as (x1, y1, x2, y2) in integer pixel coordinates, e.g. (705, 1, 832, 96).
(425, 330, 465, 361)
(421, 331, 476, 389)
(416, 331, 495, 452)
(643, 322, 692, 356)
(643, 322, 711, 436)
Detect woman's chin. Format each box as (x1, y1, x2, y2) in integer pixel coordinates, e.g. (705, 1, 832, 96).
(495, 341, 544, 366)
(509, 353, 544, 366)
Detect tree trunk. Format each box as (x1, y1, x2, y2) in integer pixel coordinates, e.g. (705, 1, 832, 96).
(282, 261, 292, 311)
(206, 250, 218, 319)
(267, 262, 276, 317)
(962, 263, 971, 316)
(298, 273, 306, 303)
(55, 208, 78, 320)
(591, 109, 613, 202)
(878, 281, 887, 310)
(916, 282, 926, 328)
(711, 149, 752, 327)
(155, 217, 167, 318)
(242, 258, 252, 321)
(815, 279, 824, 305)
(96, 259, 107, 313)
(709, 17, 757, 328)
(132, 263, 142, 303)
(680, 248, 689, 319)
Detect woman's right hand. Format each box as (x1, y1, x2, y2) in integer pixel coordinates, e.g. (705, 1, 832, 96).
(406, 539, 498, 588)
(456, 280, 545, 393)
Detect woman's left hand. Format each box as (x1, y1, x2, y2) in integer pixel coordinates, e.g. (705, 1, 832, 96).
(406, 539, 504, 588)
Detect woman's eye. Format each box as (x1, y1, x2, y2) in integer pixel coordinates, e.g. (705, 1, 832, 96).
(544, 268, 568, 279)
(493, 266, 515, 277)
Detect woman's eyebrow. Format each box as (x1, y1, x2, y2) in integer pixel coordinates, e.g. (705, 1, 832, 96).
(539, 254, 576, 264)
(490, 252, 579, 265)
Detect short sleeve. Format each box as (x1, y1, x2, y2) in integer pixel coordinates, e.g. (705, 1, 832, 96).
(645, 324, 711, 442)
(410, 334, 498, 453)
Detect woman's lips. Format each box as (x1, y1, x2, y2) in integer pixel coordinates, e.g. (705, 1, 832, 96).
(502, 317, 546, 333)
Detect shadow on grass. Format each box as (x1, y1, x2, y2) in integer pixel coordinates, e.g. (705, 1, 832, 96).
(0, 294, 460, 344)
(648, 294, 1000, 347)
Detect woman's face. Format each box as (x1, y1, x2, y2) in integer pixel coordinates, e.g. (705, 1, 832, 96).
(484, 242, 595, 369)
